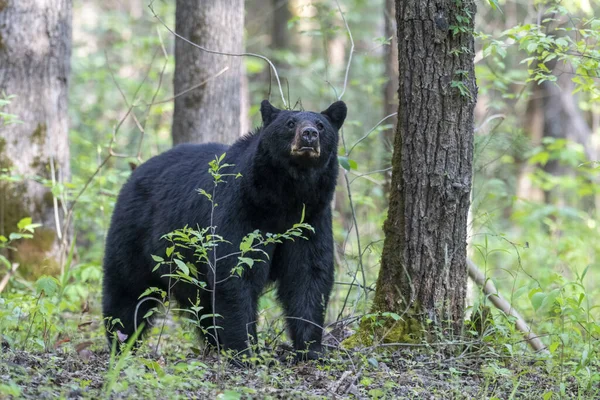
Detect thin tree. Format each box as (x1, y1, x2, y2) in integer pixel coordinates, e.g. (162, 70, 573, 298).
(272, 0, 292, 51)
(372, 0, 477, 338)
(172, 0, 245, 145)
(519, 62, 595, 204)
(0, 0, 72, 276)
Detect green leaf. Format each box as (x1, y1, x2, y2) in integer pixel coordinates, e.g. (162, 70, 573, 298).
(526, 42, 538, 53)
(8, 233, 23, 241)
(138, 287, 164, 299)
(17, 217, 32, 230)
(338, 156, 351, 170)
(174, 258, 190, 276)
(337, 156, 358, 170)
(555, 37, 568, 48)
(141, 358, 166, 378)
(367, 357, 379, 368)
(581, 265, 589, 280)
(238, 257, 254, 269)
(548, 341, 560, 354)
(217, 390, 242, 400)
(531, 292, 546, 312)
(0, 255, 10, 269)
(239, 235, 255, 252)
(382, 312, 401, 321)
(151, 254, 164, 262)
(35, 276, 60, 297)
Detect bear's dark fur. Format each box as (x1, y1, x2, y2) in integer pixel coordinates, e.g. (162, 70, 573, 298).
(102, 100, 346, 360)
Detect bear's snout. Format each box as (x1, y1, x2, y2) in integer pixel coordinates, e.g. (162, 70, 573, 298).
(301, 127, 319, 146)
(291, 122, 321, 158)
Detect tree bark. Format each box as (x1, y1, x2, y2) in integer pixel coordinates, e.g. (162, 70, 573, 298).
(372, 0, 477, 338)
(382, 0, 398, 195)
(0, 0, 72, 277)
(172, 0, 244, 145)
(272, 0, 291, 51)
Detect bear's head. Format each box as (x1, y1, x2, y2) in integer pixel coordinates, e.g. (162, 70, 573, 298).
(259, 100, 347, 168)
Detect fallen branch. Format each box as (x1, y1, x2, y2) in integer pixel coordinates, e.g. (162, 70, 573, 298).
(467, 258, 548, 354)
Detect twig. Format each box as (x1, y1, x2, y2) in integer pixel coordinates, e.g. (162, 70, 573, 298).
(474, 113, 505, 133)
(22, 292, 43, 350)
(337, 171, 368, 319)
(134, 296, 166, 333)
(105, 50, 155, 137)
(59, 37, 171, 253)
(467, 258, 548, 353)
(343, 366, 363, 395)
(141, 67, 229, 107)
(348, 167, 391, 185)
(136, 29, 169, 161)
(335, 280, 374, 292)
(48, 155, 66, 273)
(147, 1, 287, 108)
(0, 263, 19, 293)
(334, 0, 354, 100)
(348, 113, 397, 156)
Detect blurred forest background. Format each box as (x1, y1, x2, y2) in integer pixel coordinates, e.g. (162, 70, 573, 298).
(1, 0, 600, 398)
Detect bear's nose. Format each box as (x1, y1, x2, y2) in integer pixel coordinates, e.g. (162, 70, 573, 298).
(302, 127, 319, 145)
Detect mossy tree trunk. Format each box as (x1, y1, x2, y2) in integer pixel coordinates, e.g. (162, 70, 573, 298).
(172, 0, 245, 145)
(0, 0, 72, 277)
(372, 0, 477, 338)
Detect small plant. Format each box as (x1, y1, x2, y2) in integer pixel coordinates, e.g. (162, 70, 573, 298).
(0, 93, 22, 126)
(137, 154, 313, 363)
(451, 70, 473, 99)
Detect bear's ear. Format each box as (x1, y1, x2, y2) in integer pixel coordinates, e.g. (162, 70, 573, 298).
(260, 100, 281, 126)
(321, 101, 347, 130)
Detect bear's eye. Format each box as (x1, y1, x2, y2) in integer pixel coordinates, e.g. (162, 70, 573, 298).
(287, 120, 296, 129)
(316, 122, 324, 131)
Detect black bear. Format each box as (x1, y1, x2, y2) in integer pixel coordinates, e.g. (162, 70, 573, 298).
(102, 100, 346, 361)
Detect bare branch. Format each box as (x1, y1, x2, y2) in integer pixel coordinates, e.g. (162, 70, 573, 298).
(0, 263, 19, 294)
(467, 258, 548, 354)
(348, 113, 397, 156)
(147, 1, 288, 108)
(348, 167, 391, 185)
(335, 0, 355, 100)
(474, 113, 505, 132)
(142, 67, 229, 107)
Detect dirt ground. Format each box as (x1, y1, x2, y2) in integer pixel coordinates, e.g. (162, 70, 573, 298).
(0, 342, 567, 399)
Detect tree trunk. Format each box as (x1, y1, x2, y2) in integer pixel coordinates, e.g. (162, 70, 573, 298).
(272, 0, 291, 51)
(517, 61, 595, 204)
(172, 0, 244, 145)
(382, 0, 398, 196)
(372, 0, 477, 338)
(0, 0, 72, 277)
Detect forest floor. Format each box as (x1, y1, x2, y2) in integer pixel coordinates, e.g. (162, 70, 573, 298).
(0, 329, 573, 399)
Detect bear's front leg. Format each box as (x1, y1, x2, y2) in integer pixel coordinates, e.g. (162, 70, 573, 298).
(210, 269, 266, 357)
(274, 220, 334, 361)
